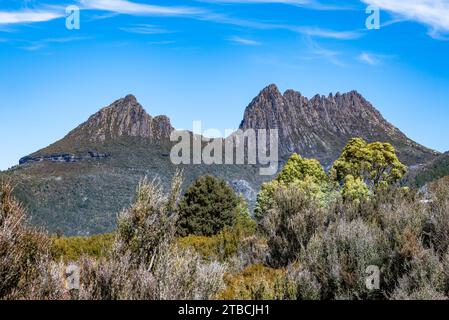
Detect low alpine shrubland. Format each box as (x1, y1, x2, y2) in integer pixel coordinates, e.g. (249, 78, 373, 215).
(3, 138, 449, 300)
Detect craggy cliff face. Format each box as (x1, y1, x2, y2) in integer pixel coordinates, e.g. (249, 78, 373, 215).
(240, 84, 437, 166)
(65, 94, 173, 143)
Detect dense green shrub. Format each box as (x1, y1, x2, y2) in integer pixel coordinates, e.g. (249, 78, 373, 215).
(177, 175, 240, 236)
(341, 175, 370, 205)
(255, 153, 333, 220)
(268, 180, 449, 300)
(177, 202, 264, 269)
(5, 148, 449, 300)
(276, 153, 328, 185)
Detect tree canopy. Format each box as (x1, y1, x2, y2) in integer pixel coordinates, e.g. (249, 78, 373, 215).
(255, 153, 330, 219)
(331, 138, 406, 188)
(276, 153, 328, 185)
(177, 175, 240, 237)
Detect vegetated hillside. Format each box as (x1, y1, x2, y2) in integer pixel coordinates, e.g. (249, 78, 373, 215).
(8, 138, 264, 236)
(5, 85, 439, 235)
(405, 151, 449, 188)
(240, 84, 438, 167)
(5, 151, 449, 300)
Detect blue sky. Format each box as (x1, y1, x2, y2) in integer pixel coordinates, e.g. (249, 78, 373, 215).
(0, 0, 449, 170)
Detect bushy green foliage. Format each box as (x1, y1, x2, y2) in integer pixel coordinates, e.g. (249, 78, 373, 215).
(177, 175, 240, 237)
(52, 233, 114, 262)
(177, 206, 259, 263)
(6, 144, 449, 300)
(254, 180, 280, 221)
(261, 178, 449, 300)
(276, 153, 328, 185)
(255, 153, 332, 220)
(1, 173, 228, 301)
(331, 138, 407, 188)
(341, 175, 370, 205)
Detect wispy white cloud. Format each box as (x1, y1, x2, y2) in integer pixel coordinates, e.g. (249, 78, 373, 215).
(86, 12, 120, 21)
(0, 0, 361, 45)
(0, 1, 205, 29)
(358, 52, 381, 65)
(301, 37, 344, 66)
(200, 0, 354, 10)
(228, 36, 261, 45)
(147, 40, 176, 45)
(201, 14, 362, 40)
(0, 10, 63, 25)
(79, 0, 204, 16)
(203, 0, 312, 6)
(292, 26, 362, 39)
(357, 51, 394, 65)
(119, 24, 171, 34)
(199, 12, 283, 29)
(361, 0, 449, 39)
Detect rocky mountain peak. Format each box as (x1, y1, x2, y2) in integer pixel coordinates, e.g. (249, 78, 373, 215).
(64, 95, 173, 143)
(283, 89, 303, 99)
(101, 94, 144, 117)
(261, 83, 282, 94)
(123, 94, 138, 104)
(251, 84, 284, 107)
(240, 84, 438, 166)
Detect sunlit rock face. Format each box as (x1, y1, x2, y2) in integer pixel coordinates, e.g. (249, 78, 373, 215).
(240, 84, 438, 166)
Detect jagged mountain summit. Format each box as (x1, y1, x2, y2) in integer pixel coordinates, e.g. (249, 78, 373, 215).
(66, 94, 173, 143)
(21, 94, 173, 163)
(6, 86, 440, 235)
(240, 84, 438, 166)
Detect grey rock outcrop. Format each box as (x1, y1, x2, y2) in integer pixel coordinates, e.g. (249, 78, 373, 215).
(240, 84, 438, 166)
(19, 151, 110, 165)
(231, 179, 257, 203)
(65, 94, 174, 143)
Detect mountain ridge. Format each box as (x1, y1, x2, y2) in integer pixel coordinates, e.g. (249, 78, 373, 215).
(66, 93, 173, 143)
(240, 84, 438, 166)
(5, 84, 442, 235)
